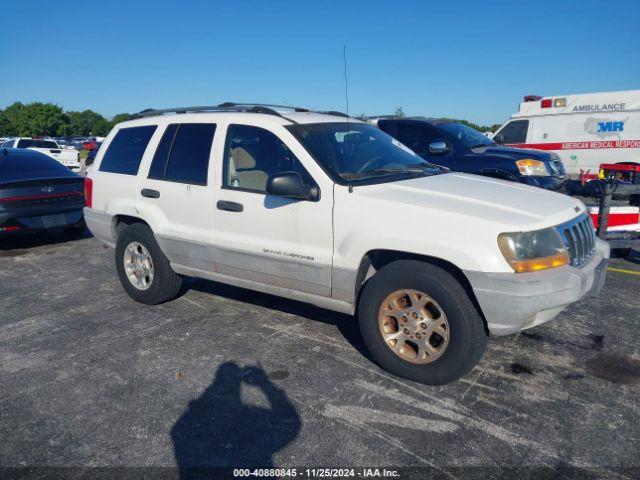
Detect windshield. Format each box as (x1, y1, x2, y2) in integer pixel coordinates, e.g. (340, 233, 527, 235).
(438, 123, 494, 148)
(287, 122, 444, 183)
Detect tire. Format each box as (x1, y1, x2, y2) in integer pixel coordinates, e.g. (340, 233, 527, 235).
(358, 260, 487, 385)
(115, 223, 182, 305)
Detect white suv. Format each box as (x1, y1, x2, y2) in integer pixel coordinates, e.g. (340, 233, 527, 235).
(84, 104, 609, 385)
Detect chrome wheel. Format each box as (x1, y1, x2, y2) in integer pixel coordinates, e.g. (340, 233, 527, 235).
(123, 241, 154, 291)
(378, 289, 450, 364)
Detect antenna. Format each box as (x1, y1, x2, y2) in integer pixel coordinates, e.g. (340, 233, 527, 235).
(343, 45, 350, 117)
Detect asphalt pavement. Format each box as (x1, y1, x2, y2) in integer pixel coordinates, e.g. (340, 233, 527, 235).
(0, 233, 639, 479)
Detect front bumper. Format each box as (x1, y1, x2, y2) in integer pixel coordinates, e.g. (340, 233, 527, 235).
(464, 238, 610, 336)
(521, 175, 567, 191)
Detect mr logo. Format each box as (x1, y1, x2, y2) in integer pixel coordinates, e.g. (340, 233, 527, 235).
(584, 117, 627, 139)
(598, 121, 624, 133)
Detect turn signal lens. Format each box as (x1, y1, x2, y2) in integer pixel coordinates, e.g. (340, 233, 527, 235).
(515, 159, 549, 176)
(509, 252, 570, 273)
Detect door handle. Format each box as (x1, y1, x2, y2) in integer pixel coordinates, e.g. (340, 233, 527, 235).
(217, 200, 243, 212)
(141, 188, 160, 199)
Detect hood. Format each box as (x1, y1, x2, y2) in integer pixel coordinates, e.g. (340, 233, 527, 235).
(355, 172, 584, 230)
(470, 145, 552, 161)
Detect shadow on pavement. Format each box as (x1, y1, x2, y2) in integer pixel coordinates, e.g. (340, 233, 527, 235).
(0, 228, 92, 252)
(186, 278, 370, 360)
(171, 362, 301, 477)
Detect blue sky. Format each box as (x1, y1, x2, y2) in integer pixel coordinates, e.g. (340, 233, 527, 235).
(1, 0, 638, 125)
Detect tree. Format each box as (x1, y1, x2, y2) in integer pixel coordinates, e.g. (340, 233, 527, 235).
(394, 107, 405, 117)
(67, 110, 108, 136)
(0, 102, 70, 137)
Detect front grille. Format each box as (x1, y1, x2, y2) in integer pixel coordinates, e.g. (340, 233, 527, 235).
(556, 214, 596, 267)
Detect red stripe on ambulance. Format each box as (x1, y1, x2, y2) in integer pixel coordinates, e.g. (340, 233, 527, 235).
(508, 139, 640, 150)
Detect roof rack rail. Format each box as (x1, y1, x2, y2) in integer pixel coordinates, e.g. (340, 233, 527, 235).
(318, 110, 349, 118)
(130, 103, 351, 120)
(217, 102, 310, 113)
(131, 104, 287, 119)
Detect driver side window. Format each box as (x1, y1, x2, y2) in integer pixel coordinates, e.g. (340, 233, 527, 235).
(222, 124, 314, 193)
(395, 123, 440, 156)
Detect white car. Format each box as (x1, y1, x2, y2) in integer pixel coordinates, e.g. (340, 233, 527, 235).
(83, 104, 609, 385)
(2, 137, 80, 171)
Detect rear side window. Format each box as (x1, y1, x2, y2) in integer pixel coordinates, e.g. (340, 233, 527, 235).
(99, 125, 157, 175)
(17, 139, 35, 148)
(42, 140, 58, 149)
(148, 123, 215, 185)
(497, 120, 529, 144)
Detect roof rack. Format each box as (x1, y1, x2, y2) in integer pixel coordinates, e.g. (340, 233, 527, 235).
(131, 103, 351, 120)
(131, 102, 315, 119)
(318, 110, 350, 118)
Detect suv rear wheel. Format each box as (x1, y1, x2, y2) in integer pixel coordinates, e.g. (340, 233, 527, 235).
(115, 223, 182, 304)
(358, 260, 487, 385)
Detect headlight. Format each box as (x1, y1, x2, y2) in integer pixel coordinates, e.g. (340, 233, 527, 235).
(498, 227, 569, 273)
(516, 159, 549, 176)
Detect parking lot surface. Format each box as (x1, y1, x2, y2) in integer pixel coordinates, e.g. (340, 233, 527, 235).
(1, 233, 639, 478)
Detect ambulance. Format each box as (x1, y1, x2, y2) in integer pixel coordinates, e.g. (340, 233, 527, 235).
(493, 90, 640, 179)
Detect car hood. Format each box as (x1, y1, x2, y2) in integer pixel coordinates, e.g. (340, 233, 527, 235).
(470, 145, 551, 161)
(354, 172, 584, 230)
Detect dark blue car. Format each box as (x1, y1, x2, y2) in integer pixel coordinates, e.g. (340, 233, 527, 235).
(377, 117, 567, 190)
(0, 148, 85, 235)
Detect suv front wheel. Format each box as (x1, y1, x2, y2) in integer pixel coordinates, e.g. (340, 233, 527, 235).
(115, 223, 183, 304)
(358, 260, 487, 385)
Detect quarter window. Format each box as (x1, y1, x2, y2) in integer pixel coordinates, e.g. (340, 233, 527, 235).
(99, 125, 157, 175)
(223, 124, 314, 193)
(148, 124, 179, 179)
(497, 120, 529, 144)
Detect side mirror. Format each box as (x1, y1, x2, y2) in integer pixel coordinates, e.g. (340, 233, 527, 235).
(428, 140, 450, 155)
(494, 133, 505, 145)
(266, 172, 319, 201)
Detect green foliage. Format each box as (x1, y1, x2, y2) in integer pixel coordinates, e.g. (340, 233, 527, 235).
(370, 106, 501, 133)
(453, 118, 503, 133)
(0, 102, 504, 138)
(0, 102, 70, 137)
(0, 102, 123, 137)
(67, 110, 109, 136)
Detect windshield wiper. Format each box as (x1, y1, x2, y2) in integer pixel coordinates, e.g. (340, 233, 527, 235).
(470, 143, 496, 149)
(413, 161, 449, 171)
(342, 168, 426, 181)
